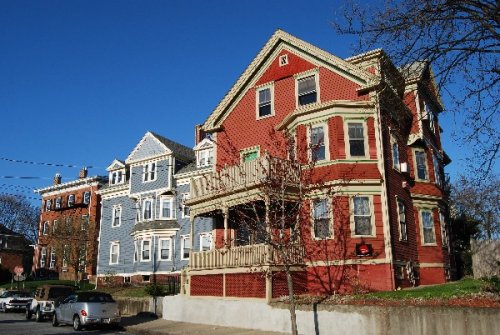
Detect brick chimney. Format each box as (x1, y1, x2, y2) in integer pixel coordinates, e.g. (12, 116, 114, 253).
(79, 167, 88, 179)
(194, 124, 206, 145)
(53, 173, 61, 185)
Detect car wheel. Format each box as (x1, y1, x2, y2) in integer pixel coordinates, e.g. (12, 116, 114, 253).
(73, 315, 82, 331)
(26, 308, 32, 320)
(35, 308, 43, 322)
(52, 312, 59, 327)
(0, 303, 4, 312)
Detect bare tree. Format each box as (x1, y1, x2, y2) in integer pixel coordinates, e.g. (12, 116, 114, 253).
(0, 194, 39, 243)
(335, 0, 499, 177)
(451, 175, 499, 240)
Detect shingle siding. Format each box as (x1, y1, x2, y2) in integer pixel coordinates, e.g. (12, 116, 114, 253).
(129, 158, 171, 195)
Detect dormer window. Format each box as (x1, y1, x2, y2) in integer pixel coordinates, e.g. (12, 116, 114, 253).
(143, 162, 156, 182)
(68, 194, 75, 207)
(197, 148, 214, 168)
(110, 170, 124, 185)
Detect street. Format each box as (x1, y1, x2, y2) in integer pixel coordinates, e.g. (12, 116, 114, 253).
(0, 310, 132, 335)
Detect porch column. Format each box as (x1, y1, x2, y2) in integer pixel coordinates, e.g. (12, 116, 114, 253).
(223, 207, 229, 248)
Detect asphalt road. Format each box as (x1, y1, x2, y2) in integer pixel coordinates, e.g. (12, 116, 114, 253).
(0, 309, 132, 335)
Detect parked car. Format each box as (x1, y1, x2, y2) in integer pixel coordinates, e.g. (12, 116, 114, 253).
(26, 284, 75, 321)
(0, 290, 32, 312)
(52, 291, 121, 330)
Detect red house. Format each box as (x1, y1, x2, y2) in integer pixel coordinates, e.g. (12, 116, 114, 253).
(184, 30, 451, 299)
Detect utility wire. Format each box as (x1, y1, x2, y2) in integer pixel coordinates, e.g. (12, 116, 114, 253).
(0, 156, 105, 169)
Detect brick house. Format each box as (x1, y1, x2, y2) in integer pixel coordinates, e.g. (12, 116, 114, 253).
(95, 132, 213, 286)
(0, 225, 33, 282)
(33, 168, 106, 281)
(183, 30, 451, 299)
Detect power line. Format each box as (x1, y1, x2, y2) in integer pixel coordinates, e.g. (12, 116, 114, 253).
(0, 156, 105, 169)
(0, 176, 52, 180)
(0, 192, 41, 201)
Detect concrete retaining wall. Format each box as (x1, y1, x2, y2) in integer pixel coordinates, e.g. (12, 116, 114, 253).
(163, 295, 500, 335)
(115, 297, 163, 317)
(472, 239, 500, 278)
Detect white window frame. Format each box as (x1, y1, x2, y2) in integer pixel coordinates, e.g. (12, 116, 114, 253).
(143, 162, 157, 182)
(112, 205, 122, 227)
(110, 170, 125, 185)
(67, 194, 75, 207)
(279, 54, 288, 66)
(197, 148, 214, 168)
(181, 235, 191, 260)
(55, 197, 62, 209)
(142, 198, 154, 221)
(397, 198, 407, 241)
(42, 221, 50, 235)
(40, 247, 47, 268)
(308, 123, 329, 162)
(345, 121, 368, 159)
(52, 220, 58, 234)
(420, 209, 437, 245)
(312, 198, 332, 239)
(49, 249, 56, 269)
(83, 191, 91, 205)
(439, 210, 448, 247)
(350, 195, 375, 237)
(62, 244, 70, 268)
(109, 241, 120, 265)
(433, 153, 441, 186)
(159, 238, 172, 261)
(199, 232, 213, 251)
(414, 149, 429, 181)
(141, 239, 151, 262)
(160, 196, 175, 219)
(45, 199, 52, 211)
(295, 71, 319, 107)
(391, 136, 400, 171)
(256, 83, 274, 119)
(181, 193, 190, 218)
(133, 240, 138, 263)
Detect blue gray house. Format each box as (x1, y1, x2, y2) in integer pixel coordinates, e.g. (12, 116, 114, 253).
(96, 131, 214, 285)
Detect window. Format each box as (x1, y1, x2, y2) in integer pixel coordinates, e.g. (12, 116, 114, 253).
(83, 192, 91, 205)
(62, 245, 70, 268)
(433, 154, 441, 186)
(112, 206, 122, 227)
(42, 221, 49, 235)
(310, 125, 326, 161)
(65, 217, 73, 233)
(297, 75, 317, 106)
(313, 199, 331, 239)
(81, 215, 89, 231)
(421, 210, 436, 244)
(181, 193, 190, 218)
(160, 196, 174, 219)
(181, 235, 191, 260)
(55, 197, 62, 209)
(257, 86, 273, 118)
(143, 162, 156, 182)
(40, 247, 47, 268)
(200, 233, 213, 251)
(415, 150, 428, 180)
(242, 149, 259, 162)
(109, 242, 119, 264)
(141, 239, 151, 261)
(440, 211, 448, 247)
(159, 238, 172, 260)
(142, 199, 153, 221)
(424, 101, 437, 133)
(348, 123, 366, 157)
(397, 199, 407, 241)
(392, 142, 400, 170)
(133, 240, 138, 263)
(110, 171, 124, 185)
(353, 196, 372, 236)
(68, 194, 75, 207)
(279, 54, 288, 66)
(142, 275, 150, 282)
(49, 250, 56, 269)
(198, 148, 214, 167)
(124, 276, 131, 284)
(52, 220, 58, 234)
(45, 199, 52, 211)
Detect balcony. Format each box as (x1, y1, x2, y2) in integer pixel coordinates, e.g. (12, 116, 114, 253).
(189, 244, 304, 270)
(189, 156, 300, 203)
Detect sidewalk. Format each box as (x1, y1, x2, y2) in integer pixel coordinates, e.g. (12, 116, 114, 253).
(121, 314, 288, 335)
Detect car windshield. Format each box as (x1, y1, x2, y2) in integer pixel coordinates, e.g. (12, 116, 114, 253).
(48, 287, 74, 299)
(77, 293, 115, 303)
(0, 291, 28, 298)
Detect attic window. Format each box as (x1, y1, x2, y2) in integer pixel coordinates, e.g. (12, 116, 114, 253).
(279, 54, 288, 66)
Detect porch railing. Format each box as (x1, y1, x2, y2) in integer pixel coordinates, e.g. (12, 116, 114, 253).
(189, 243, 304, 270)
(189, 156, 300, 202)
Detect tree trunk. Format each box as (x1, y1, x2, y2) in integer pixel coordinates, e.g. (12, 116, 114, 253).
(286, 267, 298, 335)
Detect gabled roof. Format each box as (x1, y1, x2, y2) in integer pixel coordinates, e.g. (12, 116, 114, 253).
(125, 131, 194, 164)
(401, 61, 443, 110)
(106, 159, 125, 172)
(203, 29, 378, 131)
(193, 137, 214, 151)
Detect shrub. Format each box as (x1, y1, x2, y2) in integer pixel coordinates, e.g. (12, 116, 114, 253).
(144, 284, 166, 297)
(480, 276, 500, 294)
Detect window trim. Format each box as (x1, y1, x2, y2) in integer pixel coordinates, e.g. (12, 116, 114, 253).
(391, 135, 400, 171)
(413, 149, 429, 182)
(419, 209, 437, 246)
(181, 193, 190, 218)
(83, 191, 91, 205)
(199, 232, 213, 251)
(181, 235, 191, 260)
(55, 197, 62, 209)
(109, 241, 120, 265)
(45, 199, 52, 211)
(432, 153, 441, 186)
(141, 239, 151, 262)
(42, 221, 50, 235)
(308, 123, 329, 162)
(396, 198, 407, 241)
(345, 121, 368, 159)
(81, 215, 89, 231)
(142, 198, 154, 221)
(159, 238, 172, 261)
(240, 146, 260, 163)
(67, 194, 75, 207)
(256, 83, 274, 119)
(49, 249, 56, 269)
(40, 247, 47, 268)
(197, 147, 214, 168)
(311, 198, 332, 240)
(295, 71, 319, 107)
(143, 162, 157, 183)
(350, 195, 376, 237)
(160, 196, 175, 220)
(439, 210, 448, 248)
(112, 205, 122, 227)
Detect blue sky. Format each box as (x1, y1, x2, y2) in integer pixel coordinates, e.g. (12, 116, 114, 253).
(0, 0, 470, 206)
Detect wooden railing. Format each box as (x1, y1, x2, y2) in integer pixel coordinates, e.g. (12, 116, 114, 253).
(189, 156, 300, 201)
(189, 244, 304, 270)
